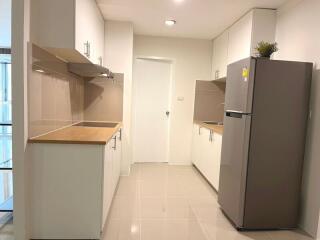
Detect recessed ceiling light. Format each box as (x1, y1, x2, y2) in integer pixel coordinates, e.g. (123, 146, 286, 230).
(35, 69, 45, 73)
(165, 20, 176, 26)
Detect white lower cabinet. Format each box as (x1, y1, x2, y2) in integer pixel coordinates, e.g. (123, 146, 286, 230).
(30, 128, 122, 239)
(191, 124, 222, 191)
(102, 130, 122, 229)
(191, 124, 201, 167)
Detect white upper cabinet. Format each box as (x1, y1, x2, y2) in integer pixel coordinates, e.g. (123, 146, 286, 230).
(211, 30, 229, 80)
(30, 0, 105, 65)
(227, 9, 276, 64)
(250, 9, 277, 57)
(210, 9, 276, 80)
(227, 11, 253, 65)
(75, 0, 105, 65)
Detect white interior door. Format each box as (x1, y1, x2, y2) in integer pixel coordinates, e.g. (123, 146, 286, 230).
(133, 58, 172, 163)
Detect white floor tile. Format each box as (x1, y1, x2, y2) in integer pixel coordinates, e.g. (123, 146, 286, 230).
(104, 163, 314, 240)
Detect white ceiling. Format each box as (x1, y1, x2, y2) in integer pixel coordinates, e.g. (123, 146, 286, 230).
(97, 0, 288, 39)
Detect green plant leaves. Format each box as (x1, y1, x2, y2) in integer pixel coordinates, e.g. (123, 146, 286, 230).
(255, 41, 278, 58)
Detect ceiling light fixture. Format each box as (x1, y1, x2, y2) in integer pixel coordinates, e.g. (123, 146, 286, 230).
(165, 20, 176, 26)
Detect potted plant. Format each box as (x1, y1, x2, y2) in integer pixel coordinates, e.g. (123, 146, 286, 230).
(255, 41, 278, 59)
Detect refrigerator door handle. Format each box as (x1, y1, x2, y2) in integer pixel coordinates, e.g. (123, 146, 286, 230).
(225, 110, 250, 114)
(225, 110, 252, 118)
(226, 112, 243, 118)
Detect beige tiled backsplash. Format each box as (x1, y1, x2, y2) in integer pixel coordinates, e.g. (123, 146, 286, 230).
(28, 69, 84, 138)
(28, 44, 123, 138)
(193, 80, 226, 122)
(84, 74, 124, 122)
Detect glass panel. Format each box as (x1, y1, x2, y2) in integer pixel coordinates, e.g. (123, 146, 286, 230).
(0, 126, 12, 169)
(0, 54, 12, 170)
(0, 171, 13, 212)
(0, 54, 12, 124)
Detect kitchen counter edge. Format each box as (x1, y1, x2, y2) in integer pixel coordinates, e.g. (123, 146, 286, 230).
(194, 121, 224, 135)
(28, 122, 123, 145)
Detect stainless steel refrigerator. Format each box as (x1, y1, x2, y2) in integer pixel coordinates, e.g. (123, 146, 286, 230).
(218, 57, 313, 230)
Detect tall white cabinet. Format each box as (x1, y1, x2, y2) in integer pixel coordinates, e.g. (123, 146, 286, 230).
(227, 8, 276, 64)
(211, 8, 276, 80)
(30, 0, 105, 65)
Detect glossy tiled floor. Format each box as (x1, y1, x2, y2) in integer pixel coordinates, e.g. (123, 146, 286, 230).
(0, 213, 14, 240)
(103, 163, 313, 240)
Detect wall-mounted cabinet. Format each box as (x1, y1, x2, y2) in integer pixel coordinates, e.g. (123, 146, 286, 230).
(211, 31, 229, 81)
(227, 8, 276, 65)
(30, 0, 105, 65)
(210, 8, 276, 81)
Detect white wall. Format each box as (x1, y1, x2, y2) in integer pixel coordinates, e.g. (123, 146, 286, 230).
(275, 0, 320, 237)
(133, 35, 212, 165)
(104, 21, 134, 175)
(0, 0, 11, 47)
(12, 0, 30, 238)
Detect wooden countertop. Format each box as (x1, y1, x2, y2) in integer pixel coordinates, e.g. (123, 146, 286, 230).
(194, 121, 224, 135)
(28, 122, 122, 145)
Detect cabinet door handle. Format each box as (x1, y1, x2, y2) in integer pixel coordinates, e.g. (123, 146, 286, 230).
(88, 42, 91, 58)
(84, 41, 91, 58)
(112, 136, 117, 150)
(98, 56, 103, 66)
(84, 41, 88, 57)
(119, 129, 122, 141)
(198, 126, 201, 135)
(209, 130, 214, 142)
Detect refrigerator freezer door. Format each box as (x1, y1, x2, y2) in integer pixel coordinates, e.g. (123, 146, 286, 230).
(218, 113, 252, 228)
(225, 58, 256, 114)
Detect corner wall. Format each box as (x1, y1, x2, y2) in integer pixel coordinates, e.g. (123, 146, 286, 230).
(133, 35, 212, 165)
(275, 0, 320, 237)
(12, 0, 31, 238)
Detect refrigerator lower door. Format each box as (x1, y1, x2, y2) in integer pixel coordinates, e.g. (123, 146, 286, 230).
(218, 112, 252, 228)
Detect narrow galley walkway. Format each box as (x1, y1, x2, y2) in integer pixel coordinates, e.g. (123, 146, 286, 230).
(103, 163, 313, 240)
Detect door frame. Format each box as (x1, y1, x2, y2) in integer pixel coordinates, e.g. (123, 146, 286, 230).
(131, 56, 175, 164)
